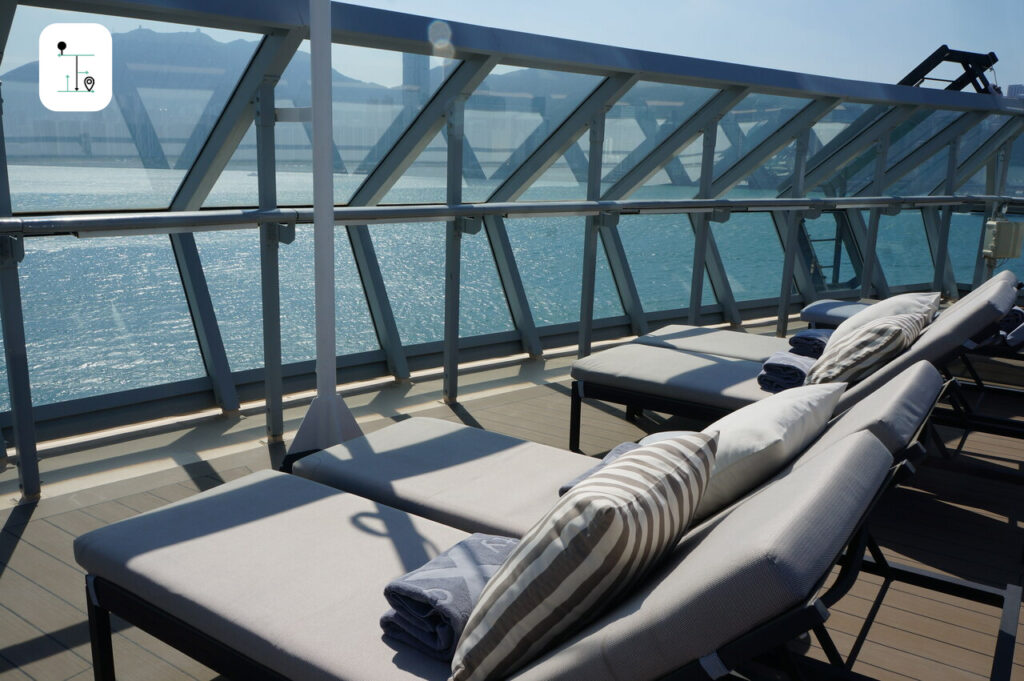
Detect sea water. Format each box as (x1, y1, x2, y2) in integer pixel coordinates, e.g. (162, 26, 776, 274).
(0, 171, 1020, 413)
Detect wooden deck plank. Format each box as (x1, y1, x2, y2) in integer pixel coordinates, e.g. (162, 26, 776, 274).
(0, 603, 90, 680)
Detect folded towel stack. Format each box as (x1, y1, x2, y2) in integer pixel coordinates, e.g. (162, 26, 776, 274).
(757, 351, 817, 393)
(788, 328, 834, 359)
(381, 533, 519, 660)
(558, 441, 641, 496)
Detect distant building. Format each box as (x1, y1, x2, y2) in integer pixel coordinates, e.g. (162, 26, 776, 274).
(1007, 83, 1024, 98)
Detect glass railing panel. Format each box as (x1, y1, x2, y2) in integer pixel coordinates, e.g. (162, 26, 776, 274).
(712, 93, 811, 181)
(888, 146, 949, 196)
(805, 213, 857, 290)
(618, 214, 716, 311)
(723, 140, 795, 199)
(517, 143, 590, 202)
(381, 130, 448, 204)
(948, 213, 984, 283)
(505, 217, 623, 326)
(1003, 132, 1024, 197)
(460, 66, 602, 203)
(0, 236, 206, 411)
(959, 167, 987, 195)
(194, 229, 379, 371)
(958, 115, 1011, 166)
(1, 6, 258, 212)
(810, 102, 875, 148)
(711, 213, 786, 301)
(874, 211, 934, 286)
(601, 82, 717, 188)
(205, 47, 454, 208)
(369, 223, 514, 344)
(630, 135, 703, 199)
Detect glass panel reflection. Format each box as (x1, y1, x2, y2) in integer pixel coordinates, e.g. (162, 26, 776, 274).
(712, 93, 810, 181)
(206, 47, 454, 207)
(711, 213, 786, 301)
(505, 217, 623, 326)
(195, 229, 379, 371)
(369, 223, 514, 344)
(618, 214, 716, 311)
(874, 211, 934, 286)
(601, 82, 716, 187)
(1, 6, 257, 212)
(459, 66, 602, 202)
(0, 236, 205, 411)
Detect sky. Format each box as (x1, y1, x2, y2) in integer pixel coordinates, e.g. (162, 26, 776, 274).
(4, 1, 1023, 90)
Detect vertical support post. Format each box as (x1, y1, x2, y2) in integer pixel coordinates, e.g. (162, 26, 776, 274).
(288, 0, 361, 455)
(0, 82, 40, 501)
(578, 114, 605, 358)
(482, 215, 542, 357)
(689, 122, 718, 325)
(776, 129, 810, 336)
(256, 78, 288, 442)
(443, 96, 466, 404)
(932, 138, 959, 296)
(861, 132, 890, 299)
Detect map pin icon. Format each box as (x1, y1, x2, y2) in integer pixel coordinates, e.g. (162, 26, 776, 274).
(84, 76, 95, 92)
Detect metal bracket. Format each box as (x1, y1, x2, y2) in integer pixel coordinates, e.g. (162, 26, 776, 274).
(275, 107, 313, 123)
(454, 216, 482, 235)
(709, 207, 731, 224)
(882, 204, 902, 216)
(803, 206, 823, 220)
(596, 211, 619, 229)
(0, 234, 24, 265)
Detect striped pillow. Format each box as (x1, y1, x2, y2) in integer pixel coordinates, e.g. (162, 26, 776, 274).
(805, 310, 930, 384)
(450, 431, 717, 681)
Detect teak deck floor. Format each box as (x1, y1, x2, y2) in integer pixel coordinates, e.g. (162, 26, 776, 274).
(0, 350, 1021, 681)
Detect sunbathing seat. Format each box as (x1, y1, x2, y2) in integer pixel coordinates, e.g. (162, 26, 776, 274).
(569, 271, 1019, 449)
(76, 431, 893, 681)
(293, 361, 942, 537)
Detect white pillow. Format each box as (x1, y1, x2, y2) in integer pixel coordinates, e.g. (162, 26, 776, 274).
(651, 382, 845, 520)
(828, 292, 940, 347)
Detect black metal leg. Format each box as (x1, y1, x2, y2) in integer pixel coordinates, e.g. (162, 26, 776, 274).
(569, 381, 582, 452)
(625, 405, 642, 422)
(86, 582, 116, 681)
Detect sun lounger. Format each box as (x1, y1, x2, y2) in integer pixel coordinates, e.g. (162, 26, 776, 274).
(568, 271, 1020, 450)
(292, 361, 942, 537)
(76, 431, 895, 681)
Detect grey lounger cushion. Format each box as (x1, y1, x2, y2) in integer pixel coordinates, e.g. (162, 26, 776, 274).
(634, 324, 790, 362)
(803, 360, 943, 461)
(572, 271, 1019, 417)
(513, 430, 893, 681)
(836, 270, 1018, 411)
(294, 417, 597, 537)
(74, 470, 462, 681)
(571, 344, 767, 412)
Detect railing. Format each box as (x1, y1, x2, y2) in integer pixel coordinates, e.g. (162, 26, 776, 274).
(2, 0, 1024, 500)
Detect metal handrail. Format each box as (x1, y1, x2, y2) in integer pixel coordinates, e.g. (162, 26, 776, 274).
(0, 194, 1018, 238)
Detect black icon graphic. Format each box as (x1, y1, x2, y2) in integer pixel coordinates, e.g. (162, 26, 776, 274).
(55, 41, 95, 93)
(57, 41, 66, 55)
(83, 75, 95, 91)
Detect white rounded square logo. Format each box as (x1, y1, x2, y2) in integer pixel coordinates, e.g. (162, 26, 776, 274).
(38, 23, 112, 112)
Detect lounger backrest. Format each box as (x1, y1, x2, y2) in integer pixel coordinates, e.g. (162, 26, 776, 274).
(836, 270, 1019, 411)
(801, 360, 943, 460)
(510, 430, 893, 681)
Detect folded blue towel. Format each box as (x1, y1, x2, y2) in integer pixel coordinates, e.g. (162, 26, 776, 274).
(381, 533, 519, 660)
(998, 306, 1024, 334)
(558, 441, 641, 496)
(758, 351, 817, 393)
(788, 328, 834, 358)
